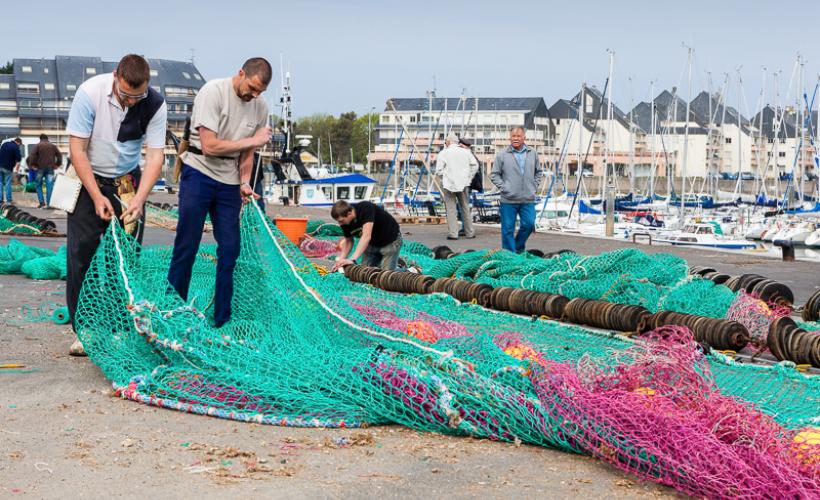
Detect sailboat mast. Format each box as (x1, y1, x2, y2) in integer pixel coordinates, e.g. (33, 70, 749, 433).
(649, 80, 656, 198)
(680, 47, 694, 217)
(799, 58, 806, 202)
(603, 50, 614, 200)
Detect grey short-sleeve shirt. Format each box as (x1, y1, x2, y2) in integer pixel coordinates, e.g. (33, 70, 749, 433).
(182, 77, 268, 185)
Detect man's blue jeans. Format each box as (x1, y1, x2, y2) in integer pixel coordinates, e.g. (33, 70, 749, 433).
(499, 202, 535, 253)
(34, 168, 55, 205)
(167, 165, 242, 327)
(0, 168, 12, 202)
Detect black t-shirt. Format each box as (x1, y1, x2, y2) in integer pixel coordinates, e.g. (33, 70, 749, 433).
(340, 201, 400, 247)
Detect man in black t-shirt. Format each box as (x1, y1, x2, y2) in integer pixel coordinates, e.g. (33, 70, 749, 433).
(330, 200, 402, 271)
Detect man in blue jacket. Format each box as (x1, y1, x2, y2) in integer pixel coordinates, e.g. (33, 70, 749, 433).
(490, 127, 543, 252)
(0, 138, 22, 203)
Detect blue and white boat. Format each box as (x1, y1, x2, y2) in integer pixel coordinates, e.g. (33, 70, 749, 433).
(298, 173, 377, 207)
(655, 222, 760, 250)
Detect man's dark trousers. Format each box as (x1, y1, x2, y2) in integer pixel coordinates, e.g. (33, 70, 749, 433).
(66, 169, 144, 332)
(167, 164, 242, 326)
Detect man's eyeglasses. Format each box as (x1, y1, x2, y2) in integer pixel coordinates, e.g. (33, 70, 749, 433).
(118, 89, 148, 101)
(114, 79, 148, 102)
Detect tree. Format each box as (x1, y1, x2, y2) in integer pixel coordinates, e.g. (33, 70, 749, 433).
(0, 61, 12, 74)
(290, 111, 381, 167)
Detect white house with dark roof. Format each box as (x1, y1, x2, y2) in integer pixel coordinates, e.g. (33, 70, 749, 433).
(548, 85, 661, 179)
(372, 95, 553, 170)
(630, 90, 711, 180)
(751, 105, 817, 181)
(689, 91, 756, 178)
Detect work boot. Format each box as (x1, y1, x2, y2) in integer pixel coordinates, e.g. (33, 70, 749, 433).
(69, 338, 87, 357)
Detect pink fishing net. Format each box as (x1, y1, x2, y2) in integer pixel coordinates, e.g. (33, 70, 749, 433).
(299, 238, 339, 258)
(726, 290, 791, 346)
(530, 326, 819, 497)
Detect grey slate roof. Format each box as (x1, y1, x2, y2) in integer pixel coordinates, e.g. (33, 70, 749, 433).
(752, 105, 796, 139)
(689, 91, 752, 135)
(653, 90, 704, 126)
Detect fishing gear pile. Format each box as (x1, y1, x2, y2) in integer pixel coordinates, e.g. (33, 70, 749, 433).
(71, 206, 818, 497)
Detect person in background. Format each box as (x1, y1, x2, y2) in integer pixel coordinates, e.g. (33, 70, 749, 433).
(435, 133, 478, 240)
(490, 127, 544, 253)
(330, 200, 402, 271)
(0, 138, 22, 203)
(27, 134, 63, 207)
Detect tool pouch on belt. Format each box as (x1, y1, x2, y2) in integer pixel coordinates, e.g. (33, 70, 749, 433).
(117, 174, 139, 236)
(173, 116, 191, 183)
(96, 173, 139, 236)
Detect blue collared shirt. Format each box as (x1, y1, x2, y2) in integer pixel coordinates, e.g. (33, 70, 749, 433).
(512, 145, 529, 174)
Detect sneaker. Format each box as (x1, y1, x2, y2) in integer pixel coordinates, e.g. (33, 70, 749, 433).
(69, 339, 87, 357)
(37, 202, 46, 208)
(446, 236, 459, 240)
(465, 234, 476, 239)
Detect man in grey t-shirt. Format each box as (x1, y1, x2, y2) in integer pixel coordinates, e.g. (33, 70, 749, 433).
(168, 57, 272, 327)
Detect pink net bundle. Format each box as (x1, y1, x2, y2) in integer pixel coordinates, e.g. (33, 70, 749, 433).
(726, 290, 791, 345)
(299, 238, 339, 258)
(530, 326, 819, 498)
(350, 302, 473, 343)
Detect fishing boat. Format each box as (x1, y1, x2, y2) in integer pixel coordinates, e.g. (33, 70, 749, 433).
(299, 173, 377, 207)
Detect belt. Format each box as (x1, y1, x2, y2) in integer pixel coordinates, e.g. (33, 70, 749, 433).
(187, 145, 236, 162)
(94, 170, 138, 187)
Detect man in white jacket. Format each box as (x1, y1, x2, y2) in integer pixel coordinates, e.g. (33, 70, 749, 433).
(435, 134, 479, 240)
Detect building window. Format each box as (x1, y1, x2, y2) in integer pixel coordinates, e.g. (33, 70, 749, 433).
(66, 84, 77, 91)
(182, 71, 191, 79)
(0, 83, 9, 90)
(150, 69, 158, 77)
(768, 137, 774, 143)
(21, 66, 32, 73)
(152, 85, 161, 92)
(165, 86, 197, 97)
(17, 83, 40, 95)
(779, 152, 786, 158)
(85, 67, 96, 75)
(44, 83, 55, 91)
(43, 67, 49, 74)
(725, 137, 732, 144)
(193, 73, 202, 80)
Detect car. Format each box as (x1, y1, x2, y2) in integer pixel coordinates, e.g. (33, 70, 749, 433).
(739, 172, 757, 181)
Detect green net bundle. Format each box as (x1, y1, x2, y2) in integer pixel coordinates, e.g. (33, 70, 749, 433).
(0, 215, 43, 235)
(72, 207, 818, 432)
(407, 246, 744, 317)
(20, 245, 67, 280)
(0, 239, 56, 274)
(65, 206, 820, 496)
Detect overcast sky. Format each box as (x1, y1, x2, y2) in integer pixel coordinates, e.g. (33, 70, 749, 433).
(4, 0, 819, 118)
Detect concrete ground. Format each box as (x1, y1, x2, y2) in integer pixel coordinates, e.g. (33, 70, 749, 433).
(2, 191, 818, 498)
